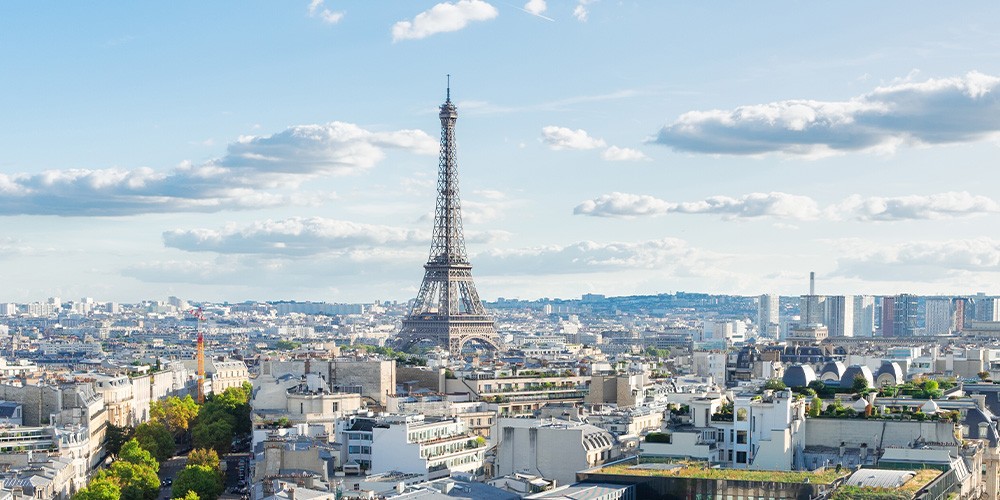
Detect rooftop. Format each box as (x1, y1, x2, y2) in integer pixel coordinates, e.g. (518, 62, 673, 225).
(594, 458, 848, 485)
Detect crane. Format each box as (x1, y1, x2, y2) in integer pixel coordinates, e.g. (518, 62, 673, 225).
(189, 308, 206, 403)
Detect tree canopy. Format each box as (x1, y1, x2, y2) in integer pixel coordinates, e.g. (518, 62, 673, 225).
(151, 395, 200, 435)
(188, 448, 221, 471)
(72, 476, 121, 500)
(99, 460, 160, 500)
(172, 465, 223, 500)
(134, 421, 175, 462)
(119, 439, 159, 473)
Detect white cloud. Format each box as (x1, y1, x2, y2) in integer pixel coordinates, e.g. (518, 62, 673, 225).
(600, 146, 649, 161)
(833, 238, 1000, 281)
(307, 0, 344, 24)
(572, 0, 595, 22)
(163, 217, 429, 256)
(122, 252, 418, 288)
(653, 71, 1000, 157)
(831, 191, 1000, 221)
(0, 121, 433, 216)
(574, 192, 821, 220)
(540, 126, 606, 150)
(524, 0, 546, 15)
(220, 122, 437, 179)
(476, 237, 724, 276)
(391, 0, 498, 42)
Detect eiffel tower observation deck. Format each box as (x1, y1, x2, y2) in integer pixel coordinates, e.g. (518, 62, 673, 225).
(396, 83, 501, 355)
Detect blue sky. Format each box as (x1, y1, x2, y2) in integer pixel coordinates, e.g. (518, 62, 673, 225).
(2, 1, 1000, 303)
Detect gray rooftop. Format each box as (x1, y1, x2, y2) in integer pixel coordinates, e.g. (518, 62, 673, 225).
(845, 469, 915, 489)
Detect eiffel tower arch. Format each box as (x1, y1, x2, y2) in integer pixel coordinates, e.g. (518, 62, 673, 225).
(396, 83, 501, 355)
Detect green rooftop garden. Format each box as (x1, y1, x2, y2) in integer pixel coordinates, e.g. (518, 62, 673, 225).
(829, 469, 940, 500)
(598, 458, 848, 485)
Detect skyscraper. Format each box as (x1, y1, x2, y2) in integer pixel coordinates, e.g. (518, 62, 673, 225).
(799, 295, 826, 325)
(395, 85, 500, 355)
(757, 294, 779, 337)
(893, 294, 919, 337)
(924, 297, 953, 336)
(824, 295, 854, 337)
(976, 296, 1000, 322)
(880, 296, 895, 337)
(852, 295, 875, 338)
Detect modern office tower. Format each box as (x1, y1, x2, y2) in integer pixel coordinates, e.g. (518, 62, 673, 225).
(976, 296, 1000, 321)
(852, 295, 875, 338)
(893, 294, 919, 337)
(799, 295, 826, 325)
(924, 297, 953, 336)
(880, 296, 896, 337)
(396, 86, 499, 354)
(758, 294, 779, 337)
(824, 295, 854, 337)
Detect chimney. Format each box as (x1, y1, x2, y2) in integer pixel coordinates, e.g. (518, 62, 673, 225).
(809, 272, 815, 296)
(287, 487, 295, 500)
(974, 394, 987, 411)
(860, 443, 868, 461)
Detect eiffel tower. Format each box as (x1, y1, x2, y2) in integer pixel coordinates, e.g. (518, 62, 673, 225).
(396, 83, 501, 355)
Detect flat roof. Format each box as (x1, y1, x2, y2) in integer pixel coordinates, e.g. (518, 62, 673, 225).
(593, 459, 848, 485)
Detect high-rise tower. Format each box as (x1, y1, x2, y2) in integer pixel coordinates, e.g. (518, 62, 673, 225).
(396, 84, 500, 355)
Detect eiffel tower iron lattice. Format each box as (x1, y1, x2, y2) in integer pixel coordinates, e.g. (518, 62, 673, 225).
(396, 84, 500, 354)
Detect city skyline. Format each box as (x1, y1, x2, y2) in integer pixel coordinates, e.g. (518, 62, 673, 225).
(3, 2, 1000, 303)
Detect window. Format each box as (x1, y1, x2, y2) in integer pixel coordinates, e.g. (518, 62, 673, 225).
(737, 451, 747, 464)
(737, 408, 748, 421)
(737, 431, 747, 444)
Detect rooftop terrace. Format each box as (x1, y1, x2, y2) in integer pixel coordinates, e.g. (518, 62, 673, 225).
(595, 458, 848, 485)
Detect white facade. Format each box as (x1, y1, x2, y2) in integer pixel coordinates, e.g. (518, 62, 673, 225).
(925, 298, 954, 336)
(495, 418, 620, 487)
(701, 320, 746, 344)
(852, 295, 875, 337)
(370, 415, 485, 476)
(823, 295, 854, 337)
(648, 391, 806, 471)
(757, 294, 779, 337)
(692, 351, 726, 383)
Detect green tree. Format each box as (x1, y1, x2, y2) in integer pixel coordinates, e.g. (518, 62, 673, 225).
(808, 380, 829, 396)
(105, 424, 134, 458)
(852, 375, 870, 394)
(134, 421, 175, 462)
(922, 379, 943, 399)
(809, 397, 822, 417)
(100, 460, 160, 500)
(151, 395, 201, 435)
(172, 465, 224, 500)
(192, 419, 233, 456)
(119, 439, 159, 472)
(177, 491, 200, 500)
(72, 476, 121, 500)
(763, 379, 787, 391)
(188, 448, 221, 471)
(274, 340, 301, 350)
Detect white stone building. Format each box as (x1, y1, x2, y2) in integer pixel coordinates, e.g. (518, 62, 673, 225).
(494, 417, 620, 487)
(369, 415, 485, 476)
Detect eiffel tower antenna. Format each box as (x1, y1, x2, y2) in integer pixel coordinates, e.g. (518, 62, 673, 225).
(396, 82, 500, 355)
